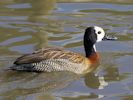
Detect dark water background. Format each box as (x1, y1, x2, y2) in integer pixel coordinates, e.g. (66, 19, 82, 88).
(0, 0, 133, 100)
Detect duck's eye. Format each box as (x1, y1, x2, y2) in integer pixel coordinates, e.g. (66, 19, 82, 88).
(98, 31, 101, 34)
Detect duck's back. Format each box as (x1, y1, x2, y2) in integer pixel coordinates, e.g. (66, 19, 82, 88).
(11, 47, 90, 74)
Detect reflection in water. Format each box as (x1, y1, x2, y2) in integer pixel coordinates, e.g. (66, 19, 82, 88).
(85, 72, 108, 90)
(0, 0, 57, 55)
(85, 73, 100, 89)
(16, 0, 56, 49)
(61, 93, 102, 100)
(0, 70, 80, 99)
(30, 0, 56, 16)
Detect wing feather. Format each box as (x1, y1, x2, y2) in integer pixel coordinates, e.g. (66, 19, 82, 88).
(14, 47, 85, 65)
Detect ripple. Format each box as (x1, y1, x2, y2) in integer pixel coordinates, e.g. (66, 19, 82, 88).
(0, 16, 27, 21)
(0, 35, 32, 46)
(57, 3, 133, 13)
(6, 3, 31, 9)
(10, 44, 35, 54)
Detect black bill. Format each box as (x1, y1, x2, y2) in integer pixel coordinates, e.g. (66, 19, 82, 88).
(103, 35, 118, 40)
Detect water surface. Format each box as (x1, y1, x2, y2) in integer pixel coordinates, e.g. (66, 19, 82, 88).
(0, 0, 133, 100)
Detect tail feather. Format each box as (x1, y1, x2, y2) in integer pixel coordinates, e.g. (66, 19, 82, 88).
(9, 64, 42, 72)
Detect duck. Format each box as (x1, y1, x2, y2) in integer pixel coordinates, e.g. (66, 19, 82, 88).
(10, 26, 117, 74)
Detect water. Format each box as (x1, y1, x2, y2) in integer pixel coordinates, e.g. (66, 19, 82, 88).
(0, 0, 133, 100)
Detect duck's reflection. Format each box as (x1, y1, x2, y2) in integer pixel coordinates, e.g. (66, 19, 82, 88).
(84, 64, 120, 90)
(84, 73, 100, 89)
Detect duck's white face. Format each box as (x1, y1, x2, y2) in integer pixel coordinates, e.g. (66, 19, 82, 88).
(94, 26, 105, 42)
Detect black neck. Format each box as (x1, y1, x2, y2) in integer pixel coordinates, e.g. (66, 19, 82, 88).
(83, 27, 97, 57)
(84, 40, 96, 57)
(84, 44, 96, 57)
